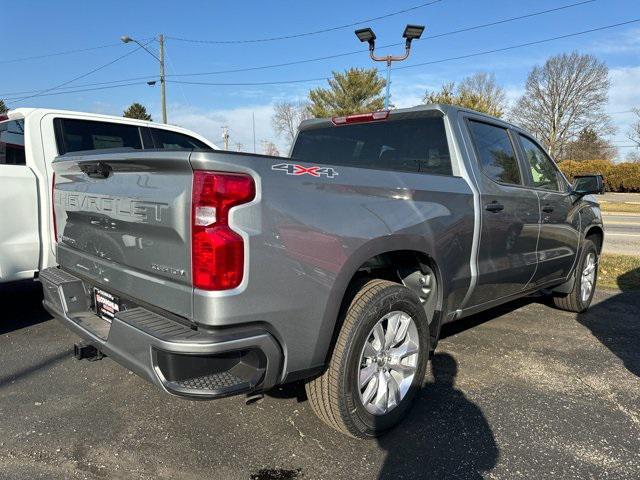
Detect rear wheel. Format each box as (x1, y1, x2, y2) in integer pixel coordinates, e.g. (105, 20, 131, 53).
(552, 239, 599, 313)
(305, 279, 431, 438)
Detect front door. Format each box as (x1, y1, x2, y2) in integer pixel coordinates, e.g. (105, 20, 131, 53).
(516, 134, 580, 285)
(0, 118, 40, 282)
(464, 120, 539, 307)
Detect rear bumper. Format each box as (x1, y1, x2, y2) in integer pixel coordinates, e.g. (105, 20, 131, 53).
(40, 267, 282, 399)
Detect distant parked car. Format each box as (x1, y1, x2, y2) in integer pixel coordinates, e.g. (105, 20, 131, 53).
(0, 108, 217, 284)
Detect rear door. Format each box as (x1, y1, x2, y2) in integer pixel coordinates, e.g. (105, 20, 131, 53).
(516, 134, 580, 285)
(53, 150, 194, 319)
(464, 119, 540, 307)
(0, 118, 40, 281)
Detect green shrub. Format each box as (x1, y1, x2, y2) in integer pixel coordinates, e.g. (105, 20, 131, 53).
(558, 160, 640, 192)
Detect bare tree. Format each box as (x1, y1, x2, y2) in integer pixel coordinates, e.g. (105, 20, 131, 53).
(625, 150, 640, 163)
(628, 107, 640, 147)
(0, 99, 7, 114)
(511, 52, 612, 160)
(425, 73, 507, 117)
(261, 140, 280, 157)
(272, 101, 311, 147)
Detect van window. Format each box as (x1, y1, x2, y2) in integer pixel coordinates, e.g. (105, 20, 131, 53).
(55, 118, 142, 154)
(150, 128, 211, 150)
(468, 120, 522, 185)
(291, 115, 452, 175)
(0, 120, 26, 165)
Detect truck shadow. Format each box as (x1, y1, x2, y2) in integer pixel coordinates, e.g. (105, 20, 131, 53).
(377, 352, 498, 479)
(575, 267, 640, 378)
(0, 280, 50, 335)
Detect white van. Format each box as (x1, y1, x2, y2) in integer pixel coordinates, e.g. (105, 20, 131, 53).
(0, 108, 218, 284)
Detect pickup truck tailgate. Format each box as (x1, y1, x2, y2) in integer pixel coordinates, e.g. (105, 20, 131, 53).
(53, 150, 194, 319)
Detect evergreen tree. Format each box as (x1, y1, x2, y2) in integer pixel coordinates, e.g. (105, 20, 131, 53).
(123, 103, 152, 121)
(308, 68, 386, 118)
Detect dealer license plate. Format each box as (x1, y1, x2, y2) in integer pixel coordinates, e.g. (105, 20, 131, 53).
(94, 287, 120, 323)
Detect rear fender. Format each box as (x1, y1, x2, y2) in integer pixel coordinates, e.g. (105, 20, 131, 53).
(309, 234, 440, 369)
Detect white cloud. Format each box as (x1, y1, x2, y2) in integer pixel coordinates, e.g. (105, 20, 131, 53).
(607, 66, 640, 153)
(588, 28, 640, 55)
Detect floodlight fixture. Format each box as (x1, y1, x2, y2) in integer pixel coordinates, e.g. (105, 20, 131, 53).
(354, 24, 427, 109)
(403, 24, 425, 42)
(355, 28, 376, 50)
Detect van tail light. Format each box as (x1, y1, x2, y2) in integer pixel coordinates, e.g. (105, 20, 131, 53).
(191, 171, 255, 290)
(331, 110, 389, 125)
(52, 173, 58, 243)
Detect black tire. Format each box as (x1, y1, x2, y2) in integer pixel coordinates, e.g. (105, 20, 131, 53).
(552, 239, 599, 313)
(305, 279, 430, 438)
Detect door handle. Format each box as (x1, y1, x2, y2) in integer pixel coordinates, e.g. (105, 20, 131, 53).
(80, 161, 112, 179)
(485, 201, 505, 213)
(542, 205, 554, 213)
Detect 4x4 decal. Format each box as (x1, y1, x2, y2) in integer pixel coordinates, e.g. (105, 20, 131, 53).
(272, 163, 339, 178)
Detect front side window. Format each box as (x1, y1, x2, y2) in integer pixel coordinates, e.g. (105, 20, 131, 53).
(150, 128, 211, 150)
(291, 115, 452, 175)
(0, 119, 26, 165)
(519, 135, 561, 191)
(468, 120, 522, 185)
(56, 119, 142, 154)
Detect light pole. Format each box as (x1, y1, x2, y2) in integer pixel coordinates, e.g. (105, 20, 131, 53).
(355, 25, 425, 110)
(121, 34, 167, 124)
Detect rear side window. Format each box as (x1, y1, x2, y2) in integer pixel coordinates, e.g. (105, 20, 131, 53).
(0, 120, 26, 165)
(55, 119, 142, 154)
(518, 135, 561, 191)
(291, 116, 452, 175)
(468, 120, 522, 185)
(150, 128, 211, 150)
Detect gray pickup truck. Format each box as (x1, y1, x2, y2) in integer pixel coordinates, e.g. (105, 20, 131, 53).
(40, 105, 604, 438)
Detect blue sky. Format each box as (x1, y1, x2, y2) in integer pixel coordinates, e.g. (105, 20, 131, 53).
(2, 0, 639, 157)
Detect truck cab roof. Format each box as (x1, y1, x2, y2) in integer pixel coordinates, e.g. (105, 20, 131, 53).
(7, 107, 219, 149)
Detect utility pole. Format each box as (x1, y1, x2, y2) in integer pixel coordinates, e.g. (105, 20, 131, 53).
(252, 112, 256, 153)
(121, 34, 167, 123)
(159, 34, 167, 124)
(221, 126, 230, 150)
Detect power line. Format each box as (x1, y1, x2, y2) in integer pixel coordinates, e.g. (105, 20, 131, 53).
(396, 18, 640, 71)
(0, 37, 154, 65)
(5, 19, 640, 103)
(422, 0, 596, 41)
(167, 0, 443, 44)
(4, 82, 151, 102)
(0, 76, 158, 97)
(156, 17, 640, 79)
(6, 42, 150, 105)
(169, 78, 328, 86)
(160, 1, 599, 78)
(0, 1, 603, 97)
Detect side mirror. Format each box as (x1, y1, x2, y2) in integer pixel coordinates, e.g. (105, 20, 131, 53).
(572, 174, 605, 196)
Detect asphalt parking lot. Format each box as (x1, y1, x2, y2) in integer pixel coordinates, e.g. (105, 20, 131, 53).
(1, 282, 638, 480)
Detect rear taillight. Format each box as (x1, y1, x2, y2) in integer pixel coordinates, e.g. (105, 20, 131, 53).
(331, 110, 389, 125)
(191, 171, 255, 290)
(52, 173, 58, 243)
